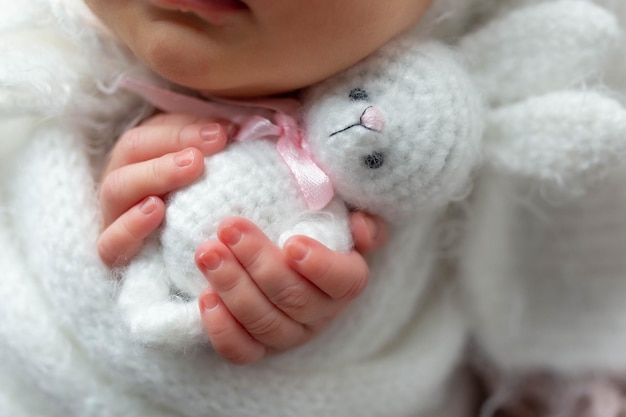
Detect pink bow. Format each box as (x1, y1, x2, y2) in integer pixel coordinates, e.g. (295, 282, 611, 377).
(119, 77, 334, 210)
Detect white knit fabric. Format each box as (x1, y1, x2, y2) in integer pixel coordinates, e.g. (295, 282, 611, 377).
(0, 0, 483, 416)
(457, 0, 626, 375)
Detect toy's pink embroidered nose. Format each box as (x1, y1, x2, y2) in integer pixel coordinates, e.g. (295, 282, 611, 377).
(329, 106, 386, 138)
(360, 106, 385, 132)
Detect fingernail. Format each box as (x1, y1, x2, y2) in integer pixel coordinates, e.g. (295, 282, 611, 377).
(220, 226, 242, 246)
(198, 250, 222, 272)
(174, 149, 195, 167)
(200, 291, 220, 311)
(286, 241, 309, 262)
(139, 196, 157, 215)
(200, 125, 221, 142)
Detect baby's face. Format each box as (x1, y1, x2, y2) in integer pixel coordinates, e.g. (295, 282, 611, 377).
(84, 0, 432, 98)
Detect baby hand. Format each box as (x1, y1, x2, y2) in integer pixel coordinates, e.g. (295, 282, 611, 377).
(97, 113, 229, 267)
(195, 213, 387, 365)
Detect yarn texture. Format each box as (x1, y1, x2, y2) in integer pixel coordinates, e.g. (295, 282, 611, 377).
(0, 0, 482, 416)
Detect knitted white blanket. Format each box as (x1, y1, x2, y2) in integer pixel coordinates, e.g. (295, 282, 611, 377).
(0, 1, 471, 416)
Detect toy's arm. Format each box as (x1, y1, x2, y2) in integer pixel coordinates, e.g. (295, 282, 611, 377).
(279, 197, 353, 252)
(118, 237, 208, 349)
(459, 0, 619, 106)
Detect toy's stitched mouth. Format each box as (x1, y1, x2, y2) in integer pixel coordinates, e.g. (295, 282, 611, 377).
(329, 106, 385, 137)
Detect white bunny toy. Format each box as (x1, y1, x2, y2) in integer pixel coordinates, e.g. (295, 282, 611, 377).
(118, 34, 484, 350)
(456, 1, 626, 416)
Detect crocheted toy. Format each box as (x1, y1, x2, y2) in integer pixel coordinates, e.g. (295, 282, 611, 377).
(118, 35, 483, 349)
(456, 1, 626, 416)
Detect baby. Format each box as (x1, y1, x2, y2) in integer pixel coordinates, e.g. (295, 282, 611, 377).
(93, 0, 434, 364)
(0, 0, 481, 416)
(68, 2, 626, 417)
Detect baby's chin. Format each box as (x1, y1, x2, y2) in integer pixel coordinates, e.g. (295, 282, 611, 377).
(162, 72, 301, 99)
(198, 83, 301, 99)
(157, 63, 345, 99)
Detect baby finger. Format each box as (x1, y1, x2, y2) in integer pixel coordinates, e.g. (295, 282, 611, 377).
(195, 241, 315, 351)
(105, 122, 227, 176)
(99, 147, 204, 227)
(284, 236, 369, 302)
(98, 196, 165, 267)
(215, 217, 337, 327)
(199, 289, 268, 365)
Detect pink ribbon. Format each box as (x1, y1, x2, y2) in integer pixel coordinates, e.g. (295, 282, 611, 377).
(119, 77, 334, 210)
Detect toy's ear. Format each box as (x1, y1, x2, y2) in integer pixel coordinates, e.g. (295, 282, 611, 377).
(484, 90, 626, 196)
(459, 1, 620, 106)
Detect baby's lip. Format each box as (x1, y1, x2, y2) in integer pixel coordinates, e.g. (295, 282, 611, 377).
(196, 0, 248, 10)
(151, 0, 249, 25)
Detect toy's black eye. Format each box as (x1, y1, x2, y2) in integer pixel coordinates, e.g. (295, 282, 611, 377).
(363, 152, 385, 169)
(349, 88, 369, 102)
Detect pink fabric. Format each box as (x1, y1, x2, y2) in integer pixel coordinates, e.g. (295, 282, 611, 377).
(119, 77, 334, 210)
